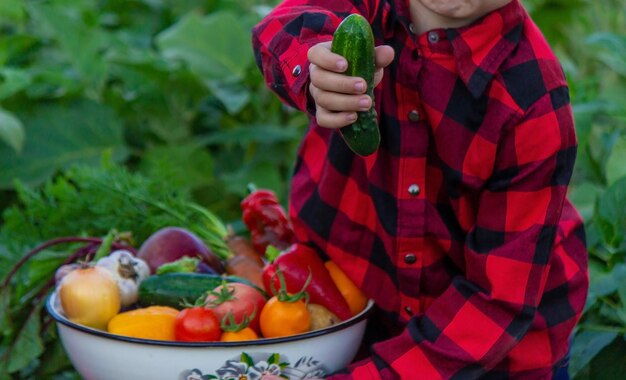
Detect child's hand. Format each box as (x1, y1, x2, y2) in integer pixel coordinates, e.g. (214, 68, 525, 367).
(308, 41, 394, 129)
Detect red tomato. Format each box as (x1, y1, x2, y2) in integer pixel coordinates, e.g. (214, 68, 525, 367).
(174, 307, 221, 342)
(204, 282, 266, 333)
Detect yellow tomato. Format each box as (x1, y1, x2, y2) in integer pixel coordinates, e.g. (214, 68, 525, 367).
(220, 327, 259, 342)
(259, 297, 311, 338)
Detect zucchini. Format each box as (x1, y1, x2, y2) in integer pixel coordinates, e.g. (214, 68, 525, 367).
(138, 273, 244, 309)
(331, 14, 380, 156)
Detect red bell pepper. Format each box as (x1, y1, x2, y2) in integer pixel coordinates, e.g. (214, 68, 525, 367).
(262, 244, 352, 321)
(241, 187, 295, 256)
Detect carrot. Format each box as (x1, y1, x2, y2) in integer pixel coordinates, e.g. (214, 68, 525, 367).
(226, 234, 265, 267)
(225, 255, 265, 291)
(224, 233, 266, 291)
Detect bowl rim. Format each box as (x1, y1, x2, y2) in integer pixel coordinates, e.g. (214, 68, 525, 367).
(46, 291, 374, 347)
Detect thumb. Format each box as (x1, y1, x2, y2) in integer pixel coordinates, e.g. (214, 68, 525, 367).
(375, 45, 395, 69)
(373, 45, 394, 87)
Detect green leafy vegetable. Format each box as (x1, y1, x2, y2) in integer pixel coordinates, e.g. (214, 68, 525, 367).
(6, 304, 44, 374)
(1, 161, 230, 258)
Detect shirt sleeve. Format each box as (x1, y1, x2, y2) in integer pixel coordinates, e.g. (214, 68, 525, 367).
(251, 0, 379, 114)
(328, 84, 578, 379)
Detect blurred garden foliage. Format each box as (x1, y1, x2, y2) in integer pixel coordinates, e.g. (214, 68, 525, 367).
(0, 0, 624, 378)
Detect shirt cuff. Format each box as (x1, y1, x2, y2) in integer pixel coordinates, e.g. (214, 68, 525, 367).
(275, 43, 314, 113)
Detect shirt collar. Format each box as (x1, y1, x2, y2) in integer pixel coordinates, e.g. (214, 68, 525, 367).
(445, 0, 526, 98)
(389, 0, 526, 98)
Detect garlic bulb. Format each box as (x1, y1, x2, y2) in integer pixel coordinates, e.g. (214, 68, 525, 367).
(96, 250, 150, 307)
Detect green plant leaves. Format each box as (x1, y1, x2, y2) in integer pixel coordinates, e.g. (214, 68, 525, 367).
(140, 143, 215, 192)
(6, 303, 44, 374)
(595, 177, 626, 249)
(606, 139, 626, 185)
(156, 11, 253, 112)
(157, 11, 252, 82)
(0, 107, 25, 153)
(0, 68, 32, 100)
(586, 33, 626, 77)
(580, 338, 626, 380)
(615, 264, 626, 324)
(0, 0, 26, 23)
(587, 262, 618, 307)
(569, 182, 603, 221)
(206, 80, 251, 114)
(28, 0, 109, 91)
(198, 124, 301, 146)
(570, 331, 618, 377)
(0, 100, 129, 189)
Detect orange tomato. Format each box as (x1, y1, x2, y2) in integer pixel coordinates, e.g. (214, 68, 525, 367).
(325, 261, 368, 316)
(220, 327, 259, 342)
(260, 296, 311, 338)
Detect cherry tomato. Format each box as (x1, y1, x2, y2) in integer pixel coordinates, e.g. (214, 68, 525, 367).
(205, 282, 266, 333)
(220, 327, 259, 342)
(260, 296, 311, 338)
(174, 307, 221, 342)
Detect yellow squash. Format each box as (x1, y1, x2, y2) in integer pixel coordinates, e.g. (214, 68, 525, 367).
(107, 306, 179, 341)
(325, 261, 368, 316)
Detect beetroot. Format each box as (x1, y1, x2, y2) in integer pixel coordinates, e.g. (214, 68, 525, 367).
(137, 227, 225, 274)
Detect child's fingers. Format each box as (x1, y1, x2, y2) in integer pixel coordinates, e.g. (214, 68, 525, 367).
(315, 106, 357, 129)
(307, 41, 348, 73)
(310, 64, 367, 95)
(373, 45, 395, 87)
(375, 45, 395, 69)
(310, 84, 372, 112)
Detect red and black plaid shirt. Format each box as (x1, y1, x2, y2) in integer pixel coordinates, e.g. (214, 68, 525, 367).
(253, 0, 589, 378)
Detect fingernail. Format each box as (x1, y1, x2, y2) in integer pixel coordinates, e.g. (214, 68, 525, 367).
(358, 97, 370, 108)
(337, 60, 347, 71)
(347, 113, 357, 121)
(354, 81, 364, 91)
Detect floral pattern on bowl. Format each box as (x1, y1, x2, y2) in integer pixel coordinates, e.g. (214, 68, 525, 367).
(179, 352, 326, 380)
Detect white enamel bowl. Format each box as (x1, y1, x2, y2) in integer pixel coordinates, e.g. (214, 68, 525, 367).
(47, 292, 374, 380)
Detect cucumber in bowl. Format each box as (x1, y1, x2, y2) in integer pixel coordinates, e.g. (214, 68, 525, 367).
(138, 272, 261, 309)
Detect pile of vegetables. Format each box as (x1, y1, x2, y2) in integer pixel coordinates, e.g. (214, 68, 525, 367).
(2, 181, 368, 345)
(53, 228, 367, 342)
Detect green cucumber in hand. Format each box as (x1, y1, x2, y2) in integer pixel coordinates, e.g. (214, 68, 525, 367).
(331, 13, 380, 156)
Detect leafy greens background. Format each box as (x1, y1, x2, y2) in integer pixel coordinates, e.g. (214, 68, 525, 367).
(0, 0, 624, 378)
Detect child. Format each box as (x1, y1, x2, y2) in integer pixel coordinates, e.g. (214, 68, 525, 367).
(252, 0, 589, 378)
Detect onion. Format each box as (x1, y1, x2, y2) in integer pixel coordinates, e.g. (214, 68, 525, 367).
(55, 263, 81, 285)
(58, 265, 121, 330)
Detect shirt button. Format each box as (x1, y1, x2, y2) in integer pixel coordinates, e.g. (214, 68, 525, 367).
(404, 306, 414, 316)
(408, 184, 420, 196)
(292, 64, 302, 77)
(428, 31, 440, 44)
(409, 23, 416, 34)
(408, 109, 420, 122)
(404, 253, 417, 264)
